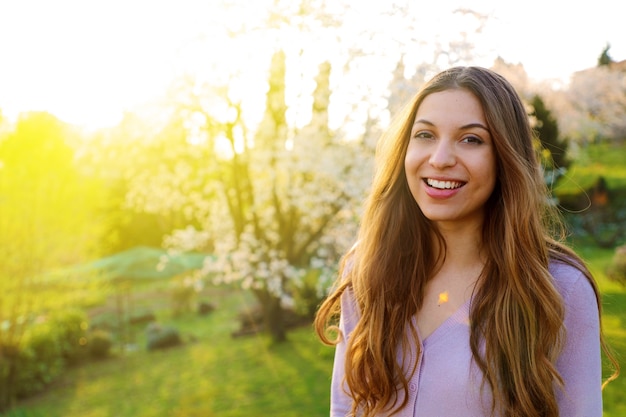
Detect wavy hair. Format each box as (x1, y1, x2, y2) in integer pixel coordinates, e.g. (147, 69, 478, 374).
(314, 66, 618, 417)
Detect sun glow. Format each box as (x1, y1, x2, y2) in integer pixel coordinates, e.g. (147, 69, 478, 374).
(0, 0, 624, 130)
(437, 291, 449, 307)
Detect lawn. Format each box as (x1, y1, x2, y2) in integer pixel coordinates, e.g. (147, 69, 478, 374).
(572, 241, 626, 417)
(555, 141, 626, 194)
(4, 288, 334, 417)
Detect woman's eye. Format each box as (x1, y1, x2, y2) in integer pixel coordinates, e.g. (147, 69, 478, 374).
(461, 135, 483, 145)
(414, 131, 434, 140)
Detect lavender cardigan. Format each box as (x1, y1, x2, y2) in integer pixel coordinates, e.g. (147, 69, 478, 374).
(330, 261, 603, 416)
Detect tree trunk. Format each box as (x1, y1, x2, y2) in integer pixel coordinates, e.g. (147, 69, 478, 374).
(253, 288, 287, 343)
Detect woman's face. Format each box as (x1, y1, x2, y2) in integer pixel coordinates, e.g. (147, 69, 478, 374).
(404, 88, 497, 230)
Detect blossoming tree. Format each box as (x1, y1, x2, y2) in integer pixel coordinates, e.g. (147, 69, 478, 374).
(125, 51, 373, 342)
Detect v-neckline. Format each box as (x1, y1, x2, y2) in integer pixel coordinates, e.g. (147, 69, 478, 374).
(416, 298, 471, 346)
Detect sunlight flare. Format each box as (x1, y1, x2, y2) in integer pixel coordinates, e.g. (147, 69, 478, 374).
(437, 291, 449, 306)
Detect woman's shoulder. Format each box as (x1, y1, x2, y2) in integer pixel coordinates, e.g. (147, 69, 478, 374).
(549, 258, 585, 284)
(548, 258, 596, 305)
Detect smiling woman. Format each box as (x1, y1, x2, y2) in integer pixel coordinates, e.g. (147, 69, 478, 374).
(315, 66, 619, 417)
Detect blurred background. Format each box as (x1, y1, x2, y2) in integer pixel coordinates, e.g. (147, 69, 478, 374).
(0, 0, 625, 416)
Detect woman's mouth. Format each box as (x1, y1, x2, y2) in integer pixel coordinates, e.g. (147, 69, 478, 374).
(425, 178, 465, 190)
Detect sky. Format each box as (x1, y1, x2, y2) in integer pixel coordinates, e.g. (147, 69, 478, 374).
(0, 0, 624, 131)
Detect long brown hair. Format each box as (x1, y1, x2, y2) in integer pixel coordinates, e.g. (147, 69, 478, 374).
(314, 66, 618, 417)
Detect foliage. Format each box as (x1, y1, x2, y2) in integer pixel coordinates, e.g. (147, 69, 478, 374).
(0, 112, 106, 411)
(46, 309, 89, 365)
(528, 94, 571, 195)
(170, 275, 203, 316)
(530, 95, 570, 171)
(78, 115, 205, 255)
(556, 142, 626, 248)
(145, 323, 182, 351)
(598, 43, 613, 67)
(555, 142, 626, 194)
(4, 289, 336, 417)
(0, 112, 105, 270)
(117, 51, 373, 343)
(14, 308, 88, 399)
(582, 178, 625, 247)
(15, 320, 65, 398)
(606, 244, 626, 286)
(206, 56, 369, 341)
(87, 330, 113, 359)
(291, 268, 328, 319)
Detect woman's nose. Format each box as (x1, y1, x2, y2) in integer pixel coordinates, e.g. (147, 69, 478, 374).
(428, 140, 456, 168)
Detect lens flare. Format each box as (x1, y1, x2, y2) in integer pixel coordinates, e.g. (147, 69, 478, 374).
(437, 291, 449, 306)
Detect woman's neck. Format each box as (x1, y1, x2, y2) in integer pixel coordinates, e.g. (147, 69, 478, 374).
(433, 221, 485, 272)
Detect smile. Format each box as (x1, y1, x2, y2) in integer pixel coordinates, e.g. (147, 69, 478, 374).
(425, 178, 465, 190)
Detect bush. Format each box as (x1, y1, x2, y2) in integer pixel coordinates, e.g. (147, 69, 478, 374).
(170, 277, 201, 317)
(16, 321, 64, 398)
(607, 244, 626, 286)
(14, 308, 90, 399)
(88, 330, 113, 359)
(129, 311, 156, 325)
(197, 300, 215, 316)
(145, 323, 182, 351)
(48, 308, 89, 365)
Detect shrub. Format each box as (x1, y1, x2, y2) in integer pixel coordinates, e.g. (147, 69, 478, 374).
(14, 308, 91, 399)
(145, 323, 182, 351)
(129, 311, 156, 325)
(89, 312, 117, 332)
(88, 330, 113, 359)
(48, 308, 89, 365)
(197, 300, 215, 316)
(16, 321, 64, 398)
(170, 275, 203, 317)
(607, 244, 626, 286)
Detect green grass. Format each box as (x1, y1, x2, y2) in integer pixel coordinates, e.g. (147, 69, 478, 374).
(551, 138, 626, 415)
(3, 288, 334, 417)
(555, 142, 626, 195)
(4, 245, 626, 417)
(571, 240, 626, 417)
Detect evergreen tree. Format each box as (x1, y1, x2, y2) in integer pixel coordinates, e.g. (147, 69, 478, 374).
(598, 43, 613, 67)
(530, 95, 571, 171)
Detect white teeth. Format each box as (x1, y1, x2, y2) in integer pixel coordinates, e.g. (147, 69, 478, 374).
(426, 179, 463, 189)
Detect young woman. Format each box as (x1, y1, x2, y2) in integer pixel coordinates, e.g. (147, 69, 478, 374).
(315, 66, 618, 417)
